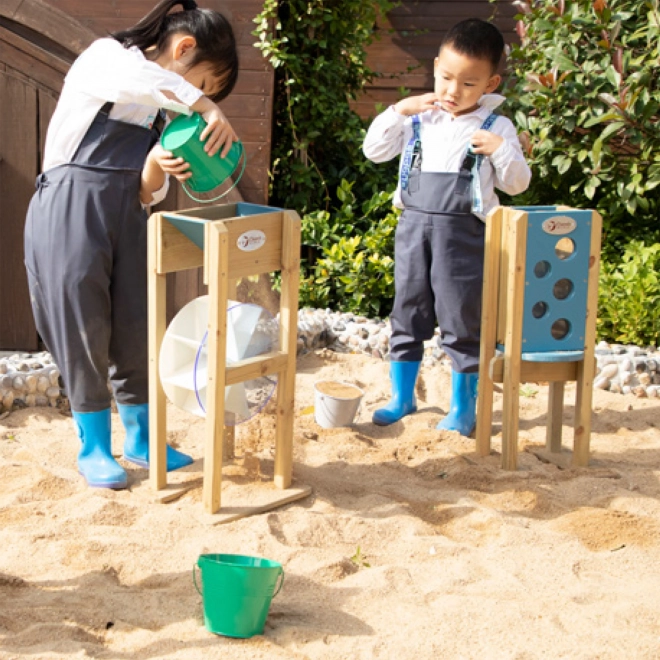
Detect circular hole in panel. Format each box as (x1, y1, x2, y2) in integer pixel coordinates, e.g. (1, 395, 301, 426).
(555, 237, 575, 260)
(551, 318, 571, 340)
(553, 278, 574, 300)
(532, 301, 548, 319)
(534, 260, 551, 278)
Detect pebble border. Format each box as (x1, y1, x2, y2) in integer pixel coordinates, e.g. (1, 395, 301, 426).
(1, 308, 659, 414)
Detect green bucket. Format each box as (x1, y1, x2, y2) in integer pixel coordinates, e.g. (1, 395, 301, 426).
(193, 553, 284, 638)
(161, 112, 246, 203)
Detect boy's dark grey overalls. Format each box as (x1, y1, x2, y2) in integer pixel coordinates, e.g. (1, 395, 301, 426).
(24, 103, 164, 412)
(389, 113, 497, 373)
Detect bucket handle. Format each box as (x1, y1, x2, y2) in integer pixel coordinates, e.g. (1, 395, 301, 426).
(192, 563, 285, 598)
(181, 146, 247, 205)
(273, 567, 285, 598)
(193, 563, 202, 596)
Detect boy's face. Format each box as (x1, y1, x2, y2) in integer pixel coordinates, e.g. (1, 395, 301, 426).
(434, 45, 501, 117)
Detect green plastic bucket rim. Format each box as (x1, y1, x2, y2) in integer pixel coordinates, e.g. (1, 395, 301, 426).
(193, 554, 285, 599)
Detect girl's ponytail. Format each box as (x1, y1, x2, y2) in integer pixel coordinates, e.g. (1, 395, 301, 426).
(112, 0, 238, 102)
(113, 1, 195, 50)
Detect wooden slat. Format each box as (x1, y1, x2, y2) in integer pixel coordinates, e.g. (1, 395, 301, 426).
(0, 70, 39, 350)
(203, 221, 230, 513)
(273, 210, 301, 490)
(501, 209, 527, 471)
(476, 206, 503, 456)
(0, 38, 64, 91)
(546, 381, 565, 453)
(572, 211, 602, 467)
(489, 355, 578, 383)
(148, 214, 168, 490)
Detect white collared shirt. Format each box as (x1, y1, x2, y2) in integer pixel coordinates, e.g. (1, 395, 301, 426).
(362, 94, 531, 219)
(43, 38, 205, 205)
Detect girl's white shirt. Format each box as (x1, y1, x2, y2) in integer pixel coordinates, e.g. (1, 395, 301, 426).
(43, 38, 205, 205)
(362, 94, 531, 220)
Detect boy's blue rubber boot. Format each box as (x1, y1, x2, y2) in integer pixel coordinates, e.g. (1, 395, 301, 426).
(372, 360, 421, 426)
(72, 409, 128, 489)
(436, 370, 479, 436)
(118, 403, 193, 471)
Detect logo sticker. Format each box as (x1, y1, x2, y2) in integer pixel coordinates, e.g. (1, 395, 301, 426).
(542, 215, 577, 235)
(237, 230, 266, 252)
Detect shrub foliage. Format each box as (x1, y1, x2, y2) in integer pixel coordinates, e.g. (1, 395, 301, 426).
(503, 0, 660, 260)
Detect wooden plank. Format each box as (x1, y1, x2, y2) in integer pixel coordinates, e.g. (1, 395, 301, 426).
(10, 0, 96, 53)
(572, 211, 602, 467)
(476, 206, 503, 456)
(489, 356, 578, 383)
(273, 210, 301, 490)
(156, 215, 204, 274)
(501, 209, 527, 471)
(148, 214, 168, 491)
(0, 38, 65, 92)
(203, 221, 230, 513)
(225, 351, 289, 386)
(546, 381, 565, 453)
(0, 70, 39, 350)
(38, 89, 58, 171)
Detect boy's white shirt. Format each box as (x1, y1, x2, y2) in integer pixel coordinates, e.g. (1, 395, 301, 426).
(43, 38, 205, 205)
(362, 94, 531, 220)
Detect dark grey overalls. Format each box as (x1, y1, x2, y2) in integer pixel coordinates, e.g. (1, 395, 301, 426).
(24, 103, 164, 413)
(389, 113, 497, 373)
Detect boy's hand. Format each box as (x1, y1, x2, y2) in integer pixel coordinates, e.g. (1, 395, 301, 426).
(469, 130, 503, 157)
(393, 93, 439, 116)
(191, 97, 238, 158)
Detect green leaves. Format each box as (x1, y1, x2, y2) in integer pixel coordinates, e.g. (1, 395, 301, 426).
(598, 241, 660, 346)
(503, 0, 660, 262)
(252, 0, 398, 215)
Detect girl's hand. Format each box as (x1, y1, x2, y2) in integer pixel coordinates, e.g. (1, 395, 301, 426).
(192, 97, 237, 158)
(393, 93, 439, 116)
(148, 144, 192, 182)
(469, 130, 504, 157)
(140, 144, 191, 205)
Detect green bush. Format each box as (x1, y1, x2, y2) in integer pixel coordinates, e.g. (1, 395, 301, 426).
(503, 0, 660, 261)
(299, 181, 399, 317)
(253, 0, 398, 215)
(598, 241, 660, 346)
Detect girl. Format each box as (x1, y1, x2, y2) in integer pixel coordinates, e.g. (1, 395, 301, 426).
(24, 0, 239, 489)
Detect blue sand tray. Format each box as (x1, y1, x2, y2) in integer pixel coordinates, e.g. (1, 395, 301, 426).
(162, 203, 282, 250)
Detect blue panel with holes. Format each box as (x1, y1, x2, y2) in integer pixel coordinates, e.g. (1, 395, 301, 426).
(512, 206, 592, 358)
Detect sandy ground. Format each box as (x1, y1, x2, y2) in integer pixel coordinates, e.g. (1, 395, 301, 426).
(1, 349, 660, 659)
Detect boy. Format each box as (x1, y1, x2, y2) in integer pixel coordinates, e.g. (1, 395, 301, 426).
(363, 18, 531, 435)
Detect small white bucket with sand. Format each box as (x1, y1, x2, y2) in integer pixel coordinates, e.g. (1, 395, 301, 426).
(313, 380, 364, 428)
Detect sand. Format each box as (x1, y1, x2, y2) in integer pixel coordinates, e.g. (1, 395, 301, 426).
(1, 348, 660, 659)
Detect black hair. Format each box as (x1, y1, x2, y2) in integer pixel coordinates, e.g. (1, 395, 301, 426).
(441, 18, 505, 73)
(112, 0, 238, 102)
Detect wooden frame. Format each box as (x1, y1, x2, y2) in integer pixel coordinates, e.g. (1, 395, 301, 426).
(476, 206, 602, 470)
(147, 205, 302, 514)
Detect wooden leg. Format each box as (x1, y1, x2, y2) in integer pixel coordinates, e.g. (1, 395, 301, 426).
(203, 222, 230, 513)
(546, 381, 565, 453)
(148, 214, 168, 491)
(476, 207, 503, 456)
(500, 209, 527, 471)
(274, 212, 300, 489)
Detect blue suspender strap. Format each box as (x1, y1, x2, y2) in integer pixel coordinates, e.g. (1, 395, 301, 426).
(399, 115, 421, 191)
(468, 112, 498, 213)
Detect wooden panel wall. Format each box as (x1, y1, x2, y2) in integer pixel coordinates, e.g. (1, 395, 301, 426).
(43, 0, 274, 205)
(356, 0, 519, 118)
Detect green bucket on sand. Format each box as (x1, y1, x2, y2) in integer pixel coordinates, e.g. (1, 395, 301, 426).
(161, 112, 246, 203)
(193, 553, 284, 638)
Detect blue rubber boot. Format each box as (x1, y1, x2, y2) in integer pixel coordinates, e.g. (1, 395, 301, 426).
(436, 370, 479, 436)
(372, 361, 421, 426)
(118, 403, 194, 471)
(72, 409, 128, 489)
